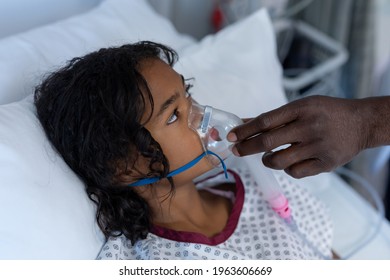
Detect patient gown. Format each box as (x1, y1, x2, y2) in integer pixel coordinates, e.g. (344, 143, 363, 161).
(97, 159, 333, 260)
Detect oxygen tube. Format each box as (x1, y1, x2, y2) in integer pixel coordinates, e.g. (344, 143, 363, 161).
(245, 154, 292, 222)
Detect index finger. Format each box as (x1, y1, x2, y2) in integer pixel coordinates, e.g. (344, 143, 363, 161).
(228, 103, 300, 142)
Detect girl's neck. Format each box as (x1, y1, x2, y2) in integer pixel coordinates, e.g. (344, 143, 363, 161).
(149, 181, 232, 237)
(150, 181, 206, 226)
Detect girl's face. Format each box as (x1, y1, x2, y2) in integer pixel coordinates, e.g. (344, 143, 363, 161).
(138, 58, 213, 186)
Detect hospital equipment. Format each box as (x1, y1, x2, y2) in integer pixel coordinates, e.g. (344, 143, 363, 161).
(274, 18, 348, 100)
(246, 155, 292, 221)
(189, 103, 242, 163)
(127, 150, 228, 187)
(1, 0, 390, 260)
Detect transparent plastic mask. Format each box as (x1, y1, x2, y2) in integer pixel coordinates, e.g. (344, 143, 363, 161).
(188, 102, 243, 166)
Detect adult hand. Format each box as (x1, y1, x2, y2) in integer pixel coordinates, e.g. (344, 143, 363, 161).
(227, 95, 385, 178)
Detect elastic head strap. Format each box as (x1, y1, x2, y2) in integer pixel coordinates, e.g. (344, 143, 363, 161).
(127, 150, 228, 187)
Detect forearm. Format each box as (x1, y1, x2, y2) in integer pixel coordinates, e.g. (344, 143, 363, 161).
(358, 96, 390, 149)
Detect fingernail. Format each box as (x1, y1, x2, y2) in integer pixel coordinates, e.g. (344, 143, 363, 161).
(227, 132, 237, 142)
(231, 145, 240, 156)
(263, 152, 271, 159)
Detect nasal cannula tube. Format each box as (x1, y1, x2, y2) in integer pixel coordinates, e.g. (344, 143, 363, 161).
(244, 154, 292, 223)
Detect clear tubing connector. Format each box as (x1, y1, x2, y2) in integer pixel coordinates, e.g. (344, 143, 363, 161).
(245, 154, 292, 222)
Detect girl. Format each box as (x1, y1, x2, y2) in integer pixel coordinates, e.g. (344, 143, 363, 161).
(34, 41, 333, 260)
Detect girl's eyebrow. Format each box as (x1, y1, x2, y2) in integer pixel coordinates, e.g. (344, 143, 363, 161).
(156, 75, 186, 119)
(156, 91, 180, 119)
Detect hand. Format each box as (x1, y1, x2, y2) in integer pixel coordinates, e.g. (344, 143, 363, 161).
(227, 95, 372, 178)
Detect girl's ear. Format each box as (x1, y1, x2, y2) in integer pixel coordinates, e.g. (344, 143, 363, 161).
(115, 170, 135, 185)
(114, 153, 149, 185)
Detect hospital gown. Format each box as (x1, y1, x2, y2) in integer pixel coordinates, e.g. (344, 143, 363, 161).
(97, 159, 333, 260)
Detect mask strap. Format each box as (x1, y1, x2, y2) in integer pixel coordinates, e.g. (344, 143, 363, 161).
(128, 150, 228, 187)
(206, 150, 228, 179)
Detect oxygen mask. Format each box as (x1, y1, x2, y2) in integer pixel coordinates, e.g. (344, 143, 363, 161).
(188, 102, 243, 166)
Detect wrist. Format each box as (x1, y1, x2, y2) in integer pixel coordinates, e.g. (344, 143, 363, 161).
(358, 96, 390, 149)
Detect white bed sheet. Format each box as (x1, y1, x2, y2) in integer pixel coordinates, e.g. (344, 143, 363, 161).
(294, 172, 390, 259)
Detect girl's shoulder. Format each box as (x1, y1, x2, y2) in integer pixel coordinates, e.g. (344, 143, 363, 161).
(97, 234, 178, 260)
(97, 233, 212, 260)
(97, 235, 131, 260)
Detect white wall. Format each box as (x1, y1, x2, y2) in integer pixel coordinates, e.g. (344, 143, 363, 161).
(0, 0, 283, 41)
(148, 0, 288, 40)
(148, 0, 215, 39)
(0, 0, 102, 39)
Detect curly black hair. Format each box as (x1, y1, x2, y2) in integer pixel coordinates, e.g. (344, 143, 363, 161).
(34, 41, 178, 244)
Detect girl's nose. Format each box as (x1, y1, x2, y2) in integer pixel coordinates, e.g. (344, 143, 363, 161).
(209, 127, 222, 141)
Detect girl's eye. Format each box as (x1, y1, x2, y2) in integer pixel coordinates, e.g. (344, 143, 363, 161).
(167, 109, 179, 125)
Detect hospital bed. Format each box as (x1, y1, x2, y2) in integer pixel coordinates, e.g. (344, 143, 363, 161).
(0, 0, 389, 260)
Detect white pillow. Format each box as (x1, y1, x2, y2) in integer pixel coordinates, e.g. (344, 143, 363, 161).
(175, 8, 286, 118)
(0, 7, 285, 259)
(0, 0, 195, 105)
(0, 96, 104, 259)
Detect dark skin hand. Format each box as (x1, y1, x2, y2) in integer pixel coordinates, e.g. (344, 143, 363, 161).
(227, 95, 390, 178)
